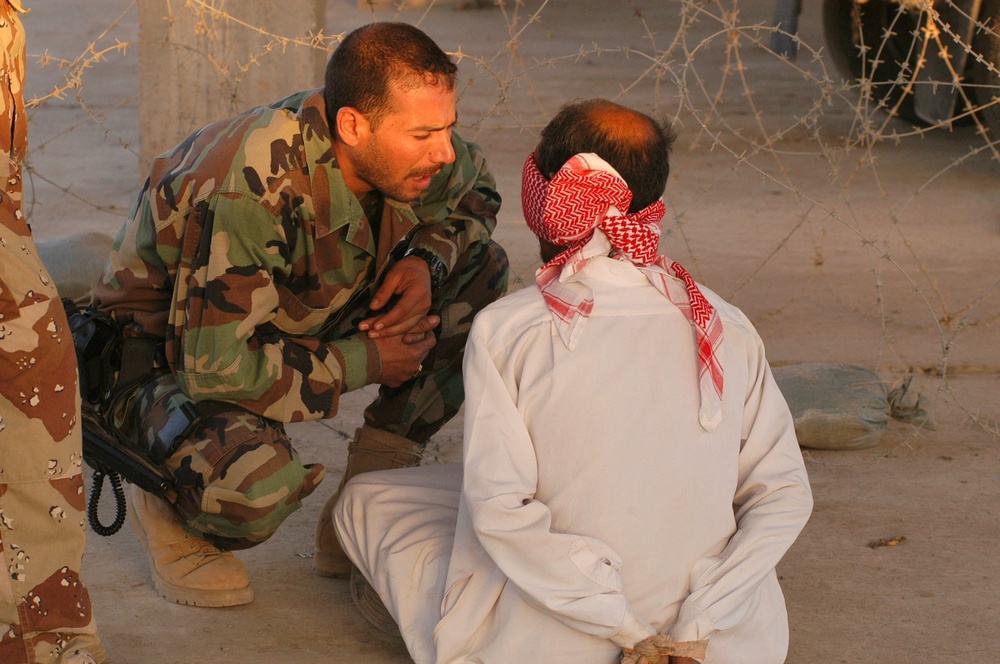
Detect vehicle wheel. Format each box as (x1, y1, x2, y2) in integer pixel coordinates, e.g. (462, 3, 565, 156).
(969, 0, 1000, 139)
(823, 0, 924, 124)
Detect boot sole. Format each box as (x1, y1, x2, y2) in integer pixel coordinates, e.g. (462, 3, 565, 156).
(152, 574, 254, 608)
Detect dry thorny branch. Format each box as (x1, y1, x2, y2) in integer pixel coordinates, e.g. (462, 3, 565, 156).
(21, 0, 1000, 438)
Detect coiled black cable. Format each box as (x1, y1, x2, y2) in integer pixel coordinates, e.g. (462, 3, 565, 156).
(88, 468, 127, 536)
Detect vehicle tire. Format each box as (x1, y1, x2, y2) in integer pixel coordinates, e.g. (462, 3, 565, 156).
(969, 0, 1000, 138)
(823, 0, 924, 124)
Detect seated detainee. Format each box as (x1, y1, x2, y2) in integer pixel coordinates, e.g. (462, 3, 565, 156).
(334, 98, 813, 664)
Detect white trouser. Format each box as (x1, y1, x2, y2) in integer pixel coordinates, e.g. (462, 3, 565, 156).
(334, 463, 462, 664)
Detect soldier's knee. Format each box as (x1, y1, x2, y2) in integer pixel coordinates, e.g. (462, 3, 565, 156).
(478, 240, 510, 292)
(446, 240, 509, 307)
(182, 455, 326, 550)
(167, 419, 326, 550)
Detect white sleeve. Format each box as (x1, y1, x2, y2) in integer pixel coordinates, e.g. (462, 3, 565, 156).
(667, 333, 814, 644)
(460, 327, 656, 648)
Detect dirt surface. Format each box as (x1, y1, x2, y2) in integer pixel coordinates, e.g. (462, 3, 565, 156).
(20, 1, 1000, 662)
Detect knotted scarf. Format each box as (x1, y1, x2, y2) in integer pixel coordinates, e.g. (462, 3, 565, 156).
(620, 635, 709, 664)
(521, 151, 724, 431)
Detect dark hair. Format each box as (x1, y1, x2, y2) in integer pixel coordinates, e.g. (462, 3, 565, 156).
(536, 99, 676, 213)
(325, 22, 458, 133)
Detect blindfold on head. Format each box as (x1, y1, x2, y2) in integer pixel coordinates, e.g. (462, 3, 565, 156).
(520, 151, 725, 432)
(520, 152, 666, 268)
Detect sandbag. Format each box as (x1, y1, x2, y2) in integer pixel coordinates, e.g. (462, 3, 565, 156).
(772, 362, 936, 450)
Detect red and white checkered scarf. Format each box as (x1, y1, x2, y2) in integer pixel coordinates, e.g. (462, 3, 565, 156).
(522, 152, 724, 430)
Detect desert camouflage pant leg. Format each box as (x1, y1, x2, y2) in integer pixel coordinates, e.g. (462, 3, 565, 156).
(363, 239, 509, 443)
(0, 227, 104, 664)
(0, 3, 103, 662)
(116, 372, 326, 551)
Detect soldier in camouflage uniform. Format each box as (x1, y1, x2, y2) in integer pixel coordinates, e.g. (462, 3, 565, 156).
(0, 2, 105, 662)
(92, 22, 508, 607)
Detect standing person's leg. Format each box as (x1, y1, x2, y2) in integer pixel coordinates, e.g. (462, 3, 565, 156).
(314, 240, 507, 577)
(0, 4, 103, 661)
(120, 373, 326, 606)
(334, 463, 462, 664)
(0, 258, 106, 664)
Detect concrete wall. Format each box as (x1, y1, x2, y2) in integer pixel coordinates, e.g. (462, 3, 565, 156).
(138, 0, 327, 170)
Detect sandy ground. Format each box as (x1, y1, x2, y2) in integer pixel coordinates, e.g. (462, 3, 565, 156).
(18, 1, 1000, 662)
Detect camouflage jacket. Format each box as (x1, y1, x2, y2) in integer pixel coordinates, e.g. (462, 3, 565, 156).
(93, 88, 500, 423)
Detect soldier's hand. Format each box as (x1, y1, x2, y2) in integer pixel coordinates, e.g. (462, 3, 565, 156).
(360, 256, 433, 339)
(374, 328, 436, 388)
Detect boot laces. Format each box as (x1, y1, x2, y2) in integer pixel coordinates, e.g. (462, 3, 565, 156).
(178, 533, 227, 561)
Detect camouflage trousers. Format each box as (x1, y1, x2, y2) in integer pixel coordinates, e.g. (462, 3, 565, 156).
(0, 3, 103, 661)
(0, 212, 104, 663)
(116, 240, 508, 550)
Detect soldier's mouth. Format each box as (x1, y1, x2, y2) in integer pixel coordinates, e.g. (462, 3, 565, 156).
(411, 167, 442, 189)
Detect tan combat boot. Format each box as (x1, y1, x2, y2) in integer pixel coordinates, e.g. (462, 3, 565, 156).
(313, 425, 422, 578)
(350, 566, 402, 639)
(58, 633, 105, 663)
(59, 647, 103, 664)
(127, 484, 254, 607)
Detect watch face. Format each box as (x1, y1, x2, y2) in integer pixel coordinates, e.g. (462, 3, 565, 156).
(430, 262, 445, 289)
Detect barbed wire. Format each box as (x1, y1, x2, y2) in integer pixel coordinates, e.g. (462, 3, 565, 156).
(22, 0, 999, 442)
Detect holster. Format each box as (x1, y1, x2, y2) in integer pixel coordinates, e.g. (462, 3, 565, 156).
(63, 298, 178, 535)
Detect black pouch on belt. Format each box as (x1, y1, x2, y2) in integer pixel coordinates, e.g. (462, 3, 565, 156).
(62, 298, 177, 536)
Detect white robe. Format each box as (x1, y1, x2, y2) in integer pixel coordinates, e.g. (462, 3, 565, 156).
(335, 256, 813, 663)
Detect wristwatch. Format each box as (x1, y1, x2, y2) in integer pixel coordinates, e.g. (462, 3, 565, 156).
(404, 246, 447, 290)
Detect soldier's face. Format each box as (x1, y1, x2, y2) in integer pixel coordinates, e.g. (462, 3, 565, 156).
(353, 80, 457, 203)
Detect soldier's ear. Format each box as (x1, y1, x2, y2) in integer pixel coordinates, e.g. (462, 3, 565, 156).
(335, 106, 369, 147)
